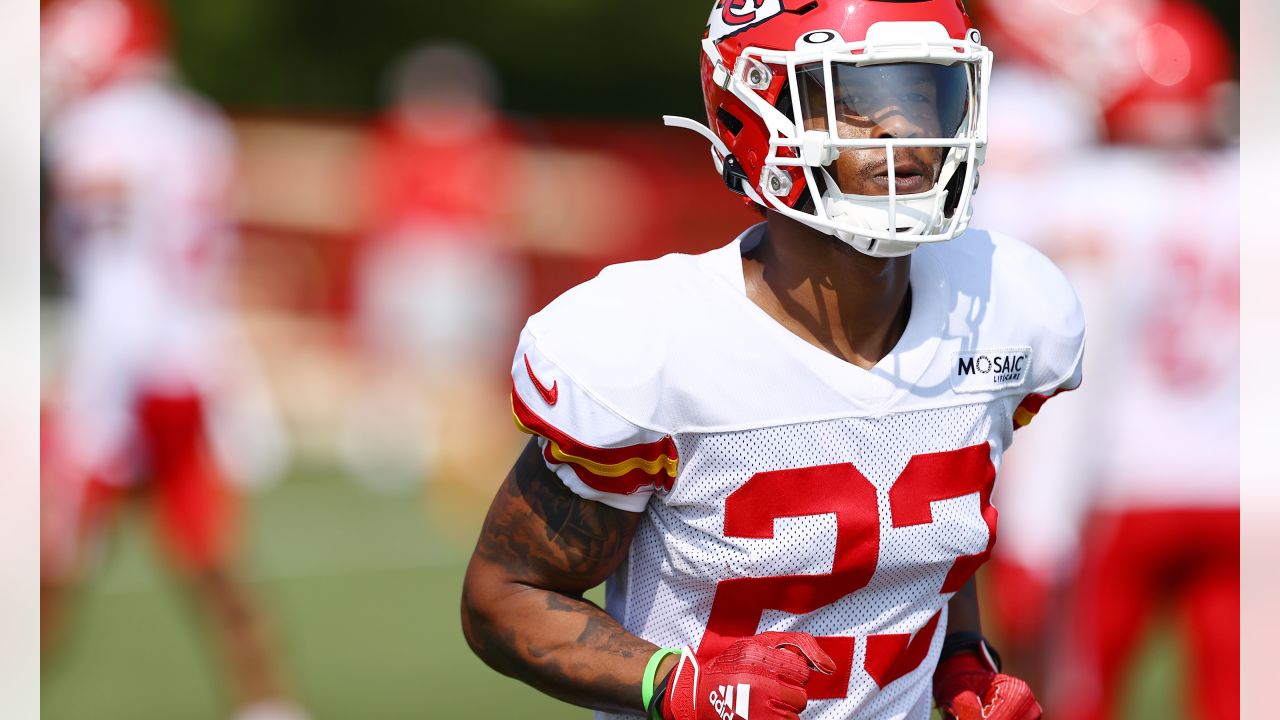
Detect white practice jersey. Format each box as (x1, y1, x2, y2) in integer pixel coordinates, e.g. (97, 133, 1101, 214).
(510, 224, 1085, 720)
(44, 78, 240, 475)
(979, 147, 1238, 528)
(1059, 148, 1239, 510)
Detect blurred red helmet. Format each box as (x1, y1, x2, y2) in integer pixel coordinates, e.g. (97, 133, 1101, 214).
(42, 0, 170, 117)
(1103, 0, 1235, 145)
(977, 0, 1157, 104)
(668, 0, 991, 258)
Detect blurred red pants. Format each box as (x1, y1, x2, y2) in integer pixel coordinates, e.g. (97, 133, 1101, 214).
(72, 393, 238, 573)
(1056, 507, 1239, 720)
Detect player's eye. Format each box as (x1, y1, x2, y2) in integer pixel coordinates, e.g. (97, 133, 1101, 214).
(836, 91, 872, 116)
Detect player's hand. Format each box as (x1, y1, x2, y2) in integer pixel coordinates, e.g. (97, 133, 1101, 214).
(661, 632, 836, 720)
(932, 650, 1042, 720)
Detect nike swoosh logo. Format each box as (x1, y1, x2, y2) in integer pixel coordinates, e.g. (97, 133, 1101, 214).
(524, 354, 558, 406)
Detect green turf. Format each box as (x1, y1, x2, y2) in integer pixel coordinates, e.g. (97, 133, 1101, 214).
(1123, 617, 1183, 720)
(41, 467, 586, 720)
(41, 467, 1185, 719)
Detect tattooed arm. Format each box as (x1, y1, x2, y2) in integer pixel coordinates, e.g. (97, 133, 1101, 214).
(461, 438, 675, 715)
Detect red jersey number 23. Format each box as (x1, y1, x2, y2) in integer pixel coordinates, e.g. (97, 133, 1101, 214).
(696, 443, 997, 699)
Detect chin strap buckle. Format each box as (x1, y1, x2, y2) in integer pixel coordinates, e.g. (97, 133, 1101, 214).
(663, 115, 769, 208)
(721, 154, 749, 195)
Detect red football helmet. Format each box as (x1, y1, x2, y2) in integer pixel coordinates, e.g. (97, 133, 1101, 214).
(1104, 0, 1235, 145)
(977, 0, 1157, 104)
(666, 0, 992, 257)
(41, 0, 170, 121)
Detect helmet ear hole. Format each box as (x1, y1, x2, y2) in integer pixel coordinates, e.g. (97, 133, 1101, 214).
(716, 107, 745, 136)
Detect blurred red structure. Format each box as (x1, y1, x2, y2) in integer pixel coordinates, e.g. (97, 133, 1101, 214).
(231, 116, 756, 321)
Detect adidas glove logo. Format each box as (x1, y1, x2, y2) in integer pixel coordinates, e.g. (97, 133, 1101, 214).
(709, 683, 751, 720)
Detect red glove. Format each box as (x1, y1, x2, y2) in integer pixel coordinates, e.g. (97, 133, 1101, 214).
(932, 650, 1042, 720)
(661, 632, 836, 720)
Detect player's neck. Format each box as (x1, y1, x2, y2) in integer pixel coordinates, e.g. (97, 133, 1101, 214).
(743, 213, 912, 370)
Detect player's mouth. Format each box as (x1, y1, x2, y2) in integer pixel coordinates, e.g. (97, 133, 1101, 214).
(870, 161, 929, 194)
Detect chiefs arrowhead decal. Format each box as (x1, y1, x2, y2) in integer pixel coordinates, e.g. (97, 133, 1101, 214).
(708, 0, 785, 41)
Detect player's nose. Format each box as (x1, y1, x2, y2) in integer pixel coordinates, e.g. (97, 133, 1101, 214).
(870, 106, 922, 140)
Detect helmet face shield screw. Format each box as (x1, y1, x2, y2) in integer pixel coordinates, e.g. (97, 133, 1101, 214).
(738, 57, 773, 90)
(762, 167, 793, 196)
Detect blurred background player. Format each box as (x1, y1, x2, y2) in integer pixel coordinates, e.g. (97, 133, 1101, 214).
(40, 1, 302, 718)
(973, 1, 1239, 717)
(341, 41, 526, 494)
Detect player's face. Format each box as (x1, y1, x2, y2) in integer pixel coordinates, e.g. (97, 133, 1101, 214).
(798, 62, 968, 196)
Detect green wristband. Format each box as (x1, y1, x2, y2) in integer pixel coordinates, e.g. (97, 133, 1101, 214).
(641, 647, 682, 714)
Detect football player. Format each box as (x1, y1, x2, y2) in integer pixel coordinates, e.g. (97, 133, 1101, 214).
(461, 2, 1083, 718)
(344, 42, 526, 492)
(41, 1, 303, 718)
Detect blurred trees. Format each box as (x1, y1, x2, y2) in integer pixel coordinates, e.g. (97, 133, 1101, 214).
(164, 0, 1238, 118)
(167, 0, 708, 118)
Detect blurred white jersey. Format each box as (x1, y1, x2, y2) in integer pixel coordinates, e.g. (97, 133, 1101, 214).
(1077, 149, 1239, 509)
(986, 148, 1238, 516)
(510, 225, 1085, 720)
(45, 78, 240, 476)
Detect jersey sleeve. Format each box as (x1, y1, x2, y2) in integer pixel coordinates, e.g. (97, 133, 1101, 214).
(510, 326, 678, 513)
(1011, 253, 1087, 431)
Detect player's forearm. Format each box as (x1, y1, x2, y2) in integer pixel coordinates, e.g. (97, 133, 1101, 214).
(461, 574, 668, 715)
(946, 576, 983, 635)
(463, 439, 664, 713)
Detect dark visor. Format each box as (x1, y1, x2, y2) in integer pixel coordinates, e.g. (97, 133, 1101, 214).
(796, 62, 970, 139)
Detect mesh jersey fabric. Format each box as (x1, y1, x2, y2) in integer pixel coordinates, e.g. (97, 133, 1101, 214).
(509, 223, 1085, 719)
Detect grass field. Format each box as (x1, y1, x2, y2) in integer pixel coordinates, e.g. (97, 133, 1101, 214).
(41, 464, 1183, 720)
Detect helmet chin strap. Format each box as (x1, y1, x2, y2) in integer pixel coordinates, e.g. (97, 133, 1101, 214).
(814, 207, 920, 258)
(834, 228, 922, 258)
(812, 163, 953, 258)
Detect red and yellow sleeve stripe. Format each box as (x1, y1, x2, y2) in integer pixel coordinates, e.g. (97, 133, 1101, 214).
(1013, 386, 1071, 430)
(510, 386, 678, 495)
